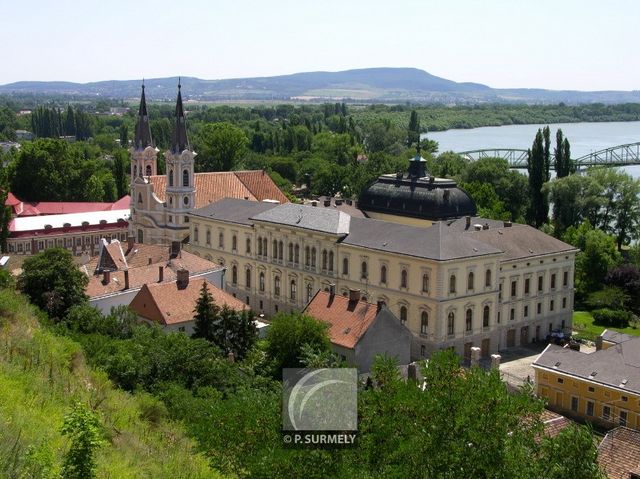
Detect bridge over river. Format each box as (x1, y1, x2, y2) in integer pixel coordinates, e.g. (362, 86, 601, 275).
(457, 142, 640, 169)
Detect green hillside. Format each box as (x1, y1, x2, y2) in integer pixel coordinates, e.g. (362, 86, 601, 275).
(0, 288, 222, 479)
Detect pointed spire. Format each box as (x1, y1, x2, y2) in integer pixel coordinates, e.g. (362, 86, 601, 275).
(171, 79, 189, 153)
(134, 81, 153, 149)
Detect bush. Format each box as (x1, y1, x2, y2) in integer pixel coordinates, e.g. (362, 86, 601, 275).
(591, 308, 632, 328)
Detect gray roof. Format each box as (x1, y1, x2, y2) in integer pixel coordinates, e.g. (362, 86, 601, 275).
(601, 329, 636, 345)
(190, 198, 278, 226)
(134, 84, 153, 150)
(251, 202, 351, 235)
(343, 217, 502, 261)
(534, 340, 640, 395)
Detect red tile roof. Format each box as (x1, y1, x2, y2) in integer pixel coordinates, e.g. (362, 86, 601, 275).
(540, 409, 571, 437)
(129, 278, 247, 326)
(148, 170, 288, 208)
(304, 291, 379, 349)
(598, 427, 640, 479)
(4, 193, 131, 217)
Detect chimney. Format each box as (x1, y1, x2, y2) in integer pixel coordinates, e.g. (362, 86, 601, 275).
(176, 268, 189, 289)
(470, 347, 481, 367)
(595, 336, 603, 351)
(170, 241, 181, 259)
(329, 283, 336, 297)
(102, 270, 111, 285)
(491, 354, 501, 369)
(503, 220, 512, 228)
(377, 300, 385, 312)
(158, 266, 164, 283)
(482, 223, 489, 230)
(349, 288, 361, 303)
(124, 270, 130, 290)
(466, 216, 471, 229)
(127, 235, 135, 251)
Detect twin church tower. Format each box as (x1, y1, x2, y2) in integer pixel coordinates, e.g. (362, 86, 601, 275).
(129, 81, 196, 245)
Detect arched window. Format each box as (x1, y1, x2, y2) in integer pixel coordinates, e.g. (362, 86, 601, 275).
(288, 243, 294, 262)
(343, 258, 349, 275)
(134, 165, 138, 177)
(257, 237, 262, 256)
(421, 311, 428, 334)
(468, 272, 474, 291)
(307, 283, 313, 302)
(401, 269, 408, 289)
(183, 169, 189, 187)
(322, 250, 328, 270)
(259, 272, 265, 292)
(263, 238, 268, 257)
(206, 229, 211, 245)
(274, 276, 281, 297)
(422, 274, 429, 292)
(232, 235, 237, 251)
(145, 165, 152, 176)
(137, 193, 142, 204)
(232, 265, 238, 284)
(466, 309, 472, 332)
(194, 226, 199, 243)
(169, 197, 173, 206)
(328, 251, 334, 272)
(449, 275, 456, 294)
(273, 240, 278, 258)
(483, 305, 490, 328)
(379, 265, 387, 284)
(294, 244, 300, 264)
(245, 268, 251, 288)
(305, 246, 310, 266)
(361, 261, 368, 279)
(311, 247, 316, 268)
(447, 312, 455, 336)
(246, 237, 251, 254)
(219, 232, 224, 248)
(137, 229, 143, 244)
(183, 196, 189, 206)
(169, 169, 173, 187)
(400, 306, 407, 324)
(485, 269, 492, 287)
(278, 241, 283, 260)
(290, 279, 297, 300)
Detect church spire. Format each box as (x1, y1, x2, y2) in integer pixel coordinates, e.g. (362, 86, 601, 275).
(134, 81, 153, 149)
(171, 78, 189, 153)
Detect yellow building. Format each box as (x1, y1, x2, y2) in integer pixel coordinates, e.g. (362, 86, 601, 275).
(186, 198, 576, 360)
(533, 331, 640, 431)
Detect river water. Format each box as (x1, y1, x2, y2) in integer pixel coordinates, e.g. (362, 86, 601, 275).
(424, 120, 640, 177)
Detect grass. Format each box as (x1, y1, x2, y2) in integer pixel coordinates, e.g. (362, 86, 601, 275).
(572, 310, 640, 342)
(0, 288, 223, 479)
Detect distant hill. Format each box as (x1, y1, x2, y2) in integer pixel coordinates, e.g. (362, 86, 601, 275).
(1, 67, 638, 104)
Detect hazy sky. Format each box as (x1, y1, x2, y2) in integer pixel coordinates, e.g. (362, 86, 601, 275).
(3, 0, 639, 91)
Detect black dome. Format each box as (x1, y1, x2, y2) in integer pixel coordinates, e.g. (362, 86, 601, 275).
(359, 172, 477, 221)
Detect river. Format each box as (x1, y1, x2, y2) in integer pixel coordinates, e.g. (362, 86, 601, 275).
(424, 120, 640, 177)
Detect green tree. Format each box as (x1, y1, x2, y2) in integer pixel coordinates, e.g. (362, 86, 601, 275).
(526, 128, 550, 227)
(18, 248, 88, 319)
(544, 174, 602, 237)
(83, 174, 105, 202)
(192, 281, 221, 341)
(195, 122, 248, 172)
(407, 109, 420, 147)
(554, 128, 573, 177)
(119, 123, 129, 147)
(60, 402, 104, 479)
(212, 306, 257, 361)
(63, 105, 76, 137)
(112, 148, 129, 199)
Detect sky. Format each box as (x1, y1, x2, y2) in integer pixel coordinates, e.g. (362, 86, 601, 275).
(2, 0, 639, 91)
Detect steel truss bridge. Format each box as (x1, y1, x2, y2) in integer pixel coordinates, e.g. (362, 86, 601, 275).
(457, 142, 640, 169)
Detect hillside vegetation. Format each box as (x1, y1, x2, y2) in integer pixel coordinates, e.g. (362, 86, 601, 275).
(0, 288, 222, 479)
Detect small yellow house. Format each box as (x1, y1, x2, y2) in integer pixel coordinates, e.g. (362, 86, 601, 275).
(533, 331, 640, 431)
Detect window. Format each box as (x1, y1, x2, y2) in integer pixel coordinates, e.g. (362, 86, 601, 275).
(259, 272, 265, 292)
(562, 297, 567, 309)
(183, 196, 189, 206)
(466, 309, 472, 332)
(274, 276, 281, 297)
(421, 312, 428, 334)
(278, 241, 283, 260)
(194, 226, 199, 243)
(290, 279, 297, 300)
(294, 244, 299, 263)
(449, 275, 456, 294)
(588, 386, 595, 393)
(467, 272, 474, 291)
(134, 165, 138, 177)
(537, 303, 542, 315)
(620, 410, 628, 426)
(246, 237, 251, 254)
(422, 273, 429, 293)
(137, 193, 143, 204)
(307, 283, 313, 302)
(232, 235, 237, 251)
(551, 273, 556, 289)
(381, 265, 387, 284)
(557, 377, 564, 384)
(447, 312, 455, 336)
(602, 405, 611, 421)
(263, 238, 268, 258)
(510, 308, 515, 321)
(258, 237, 263, 256)
(400, 306, 407, 325)
(483, 306, 490, 328)
(563, 271, 568, 287)
(420, 345, 426, 357)
(232, 265, 238, 285)
(206, 229, 211, 245)
(485, 269, 492, 287)
(511, 280, 517, 298)
(328, 251, 334, 272)
(305, 246, 310, 266)
(361, 261, 368, 279)
(219, 232, 224, 248)
(146, 165, 152, 176)
(524, 305, 529, 317)
(538, 276, 543, 292)
(322, 250, 328, 270)
(524, 278, 530, 295)
(311, 247, 316, 268)
(137, 229, 144, 244)
(288, 243, 294, 262)
(550, 300, 554, 311)
(341, 258, 349, 275)
(401, 269, 408, 289)
(586, 401, 594, 417)
(169, 169, 173, 187)
(183, 169, 189, 187)
(571, 397, 579, 412)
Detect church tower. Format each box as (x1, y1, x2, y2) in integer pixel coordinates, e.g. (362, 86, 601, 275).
(129, 82, 157, 180)
(164, 80, 196, 235)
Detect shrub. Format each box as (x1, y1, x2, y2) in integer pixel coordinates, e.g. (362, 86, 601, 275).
(591, 308, 632, 328)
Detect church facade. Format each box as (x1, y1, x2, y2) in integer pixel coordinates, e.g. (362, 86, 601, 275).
(129, 83, 288, 245)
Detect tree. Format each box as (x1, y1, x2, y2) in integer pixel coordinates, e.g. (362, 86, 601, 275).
(544, 174, 602, 238)
(63, 105, 76, 137)
(195, 122, 248, 172)
(266, 312, 331, 374)
(192, 281, 221, 341)
(119, 123, 128, 147)
(526, 128, 550, 227)
(407, 110, 420, 147)
(554, 129, 573, 178)
(60, 402, 104, 479)
(18, 248, 88, 319)
(212, 306, 257, 360)
(112, 148, 129, 199)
